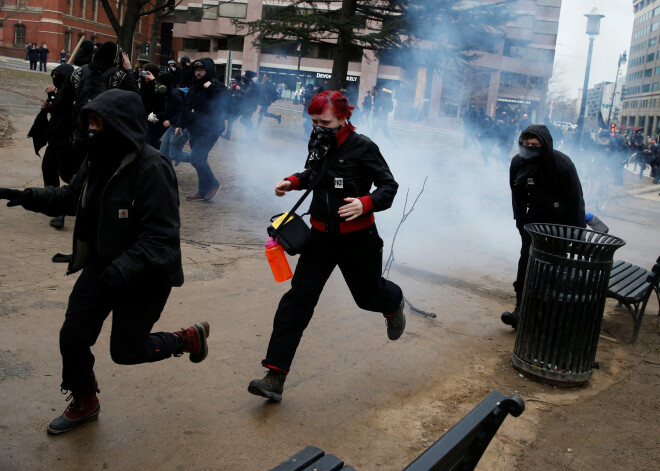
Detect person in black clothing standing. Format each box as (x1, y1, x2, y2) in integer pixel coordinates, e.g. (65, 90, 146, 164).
(0, 90, 210, 435)
(41, 63, 79, 229)
(178, 55, 193, 88)
(157, 73, 188, 165)
(248, 90, 405, 402)
(27, 43, 39, 70)
(501, 124, 586, 329)
(140, 63, 166, 147)
(39, 42, 49, 72)
(175, 58, 228, 202)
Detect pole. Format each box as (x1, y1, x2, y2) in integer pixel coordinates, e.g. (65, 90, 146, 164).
(607, 54, 624, 127)
(66, 34, 86, 65)
(577, 36, 595, 145)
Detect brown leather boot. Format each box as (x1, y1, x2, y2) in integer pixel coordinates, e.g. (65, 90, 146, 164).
(47, 382, 100, 435)
(248, 370, 287, 402)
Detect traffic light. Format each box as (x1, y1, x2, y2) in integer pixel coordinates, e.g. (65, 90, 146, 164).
(620, 85, 627, 100)
(610, 123, 616, 133)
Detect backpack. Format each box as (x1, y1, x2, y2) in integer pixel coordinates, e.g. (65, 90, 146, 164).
(72, 65, 118, 125)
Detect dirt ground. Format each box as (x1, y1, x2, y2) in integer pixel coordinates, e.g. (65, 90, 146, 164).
(0, 67, 659, 471)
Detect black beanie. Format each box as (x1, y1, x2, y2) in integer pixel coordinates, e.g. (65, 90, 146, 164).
(91, 42, 119, 71)
(158, 72, 173, 89)
(144, 63, 160, 78)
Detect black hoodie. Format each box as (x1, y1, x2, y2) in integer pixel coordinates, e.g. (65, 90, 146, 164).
(47, 64, 75, 144)
(510, 124, 585, 228)
(180, 57, 229, 138)
(23, 90, 184, 287)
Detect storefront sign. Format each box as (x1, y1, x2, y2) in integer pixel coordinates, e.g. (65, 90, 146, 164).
(497, 97, 532, 105)
(316, 72, 359, 82)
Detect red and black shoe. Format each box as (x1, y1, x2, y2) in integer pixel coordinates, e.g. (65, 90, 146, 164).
(47, 382, 101, 435)
(174, 322, 210, 363)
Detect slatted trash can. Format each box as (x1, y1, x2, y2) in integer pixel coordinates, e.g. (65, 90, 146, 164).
(512, 223, 625, 383)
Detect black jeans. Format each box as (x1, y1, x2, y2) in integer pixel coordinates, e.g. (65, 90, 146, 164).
(263, 226, 403, 373)
(513, 224, 532, 304)
(60, 266, 181, 394)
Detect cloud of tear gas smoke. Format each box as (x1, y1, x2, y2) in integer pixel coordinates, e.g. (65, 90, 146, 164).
(222, 105, 522, 284)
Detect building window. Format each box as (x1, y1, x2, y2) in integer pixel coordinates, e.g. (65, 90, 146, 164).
(655, 66, 660, 75)
(533, 20, 559, 35)
(643, 84, 651, 92)
(653, 22, 659, 32)
(651, 37, 658, 47)
(182, 38, 210, 52)
(648, 53, 656, 62)
(646, 68, 653, 76)
(14, 24, 26, 47)
(64, 31, 71, 53)
(537, 0, 561, 6)
(219, 3, 247, 19)
(654, 83, 659, 91)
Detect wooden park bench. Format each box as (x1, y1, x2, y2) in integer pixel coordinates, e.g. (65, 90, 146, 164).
(607, 256, 660, 343)
(269, 391, 524, 471)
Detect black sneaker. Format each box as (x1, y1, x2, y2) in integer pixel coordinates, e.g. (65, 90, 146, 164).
(501, 307, 520, 329)
(49, 215, 65, 229)
(385, 300, 406, 340)
(248, 370, 286, 402)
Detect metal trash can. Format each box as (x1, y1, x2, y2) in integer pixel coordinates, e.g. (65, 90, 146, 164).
(512, 223, 625, 383)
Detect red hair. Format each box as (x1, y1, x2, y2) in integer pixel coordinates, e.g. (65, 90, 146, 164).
(307, 90, 354, 120)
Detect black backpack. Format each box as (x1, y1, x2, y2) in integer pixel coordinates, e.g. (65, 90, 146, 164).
(72, 65, 118, 125)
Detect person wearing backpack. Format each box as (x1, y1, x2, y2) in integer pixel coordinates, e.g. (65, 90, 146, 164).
(174, 58, 229, 202)
(257, 73, 282, 127)
(66, 41, 138, 136)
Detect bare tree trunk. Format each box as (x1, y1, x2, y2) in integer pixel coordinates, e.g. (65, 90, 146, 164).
(329, 0, 358, 90)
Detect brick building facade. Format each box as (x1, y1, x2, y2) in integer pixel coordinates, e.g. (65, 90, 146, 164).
(0, 0, 154, 63)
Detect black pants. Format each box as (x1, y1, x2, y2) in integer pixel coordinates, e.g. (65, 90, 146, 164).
(513, 224, 532, 304)
(41, 144, 82, 188)
(60, 266, 182, 394)
(258, 105, 278, 124)
(263, 226, 403, 373)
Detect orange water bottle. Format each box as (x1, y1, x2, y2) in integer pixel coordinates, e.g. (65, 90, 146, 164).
(265, 237, 293, 282)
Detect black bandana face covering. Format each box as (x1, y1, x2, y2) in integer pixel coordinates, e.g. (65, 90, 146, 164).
(519, 145, 543, 162)
(305, 125, 341, 168)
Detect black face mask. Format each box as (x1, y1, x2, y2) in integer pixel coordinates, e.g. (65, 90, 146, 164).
(52, 73, 65, 89)
(305, 126, 342, 168)
(519, 145, 543, 162)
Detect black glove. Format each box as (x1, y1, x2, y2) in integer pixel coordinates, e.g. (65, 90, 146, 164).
(0, 188, 31, 207)
(99, 265, 125, 289)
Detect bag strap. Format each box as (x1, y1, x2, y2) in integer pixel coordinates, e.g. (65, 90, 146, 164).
(286, 152, 338, 216)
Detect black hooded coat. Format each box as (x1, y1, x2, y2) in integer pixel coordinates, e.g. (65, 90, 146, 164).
(20, 90, 184, 287)
(510, 124, 585, 228)
(27, 64, 75, 155)
(180, 58, 228, 138)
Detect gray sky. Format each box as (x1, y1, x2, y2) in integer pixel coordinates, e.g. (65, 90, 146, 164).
(552, 1, 634, 99)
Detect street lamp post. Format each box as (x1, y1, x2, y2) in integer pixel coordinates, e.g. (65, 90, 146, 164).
(607, 51, 627, 127)
(577, 7, 605, 145)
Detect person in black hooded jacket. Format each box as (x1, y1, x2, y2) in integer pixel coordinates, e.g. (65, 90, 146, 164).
(41, 63, 79, 229)
(175, 57, 229, 201)
(501, 124, 586, 329)
(0, 90, 210, 435)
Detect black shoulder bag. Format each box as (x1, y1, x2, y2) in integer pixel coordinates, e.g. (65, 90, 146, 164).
(268, 158, 335, 256)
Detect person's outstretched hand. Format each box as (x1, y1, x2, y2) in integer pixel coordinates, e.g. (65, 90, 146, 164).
(0, 188, 30, 207)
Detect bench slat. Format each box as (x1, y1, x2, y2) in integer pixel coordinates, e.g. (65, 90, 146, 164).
(608, 265, 639, 286)
(625, 282, 654, 303)
(301, 454, 344, 471)
(609, 261, 630, 277)
(271, 446, 325, 471)
(608, 268, 649, 294)
(611, 273, 650, 299)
